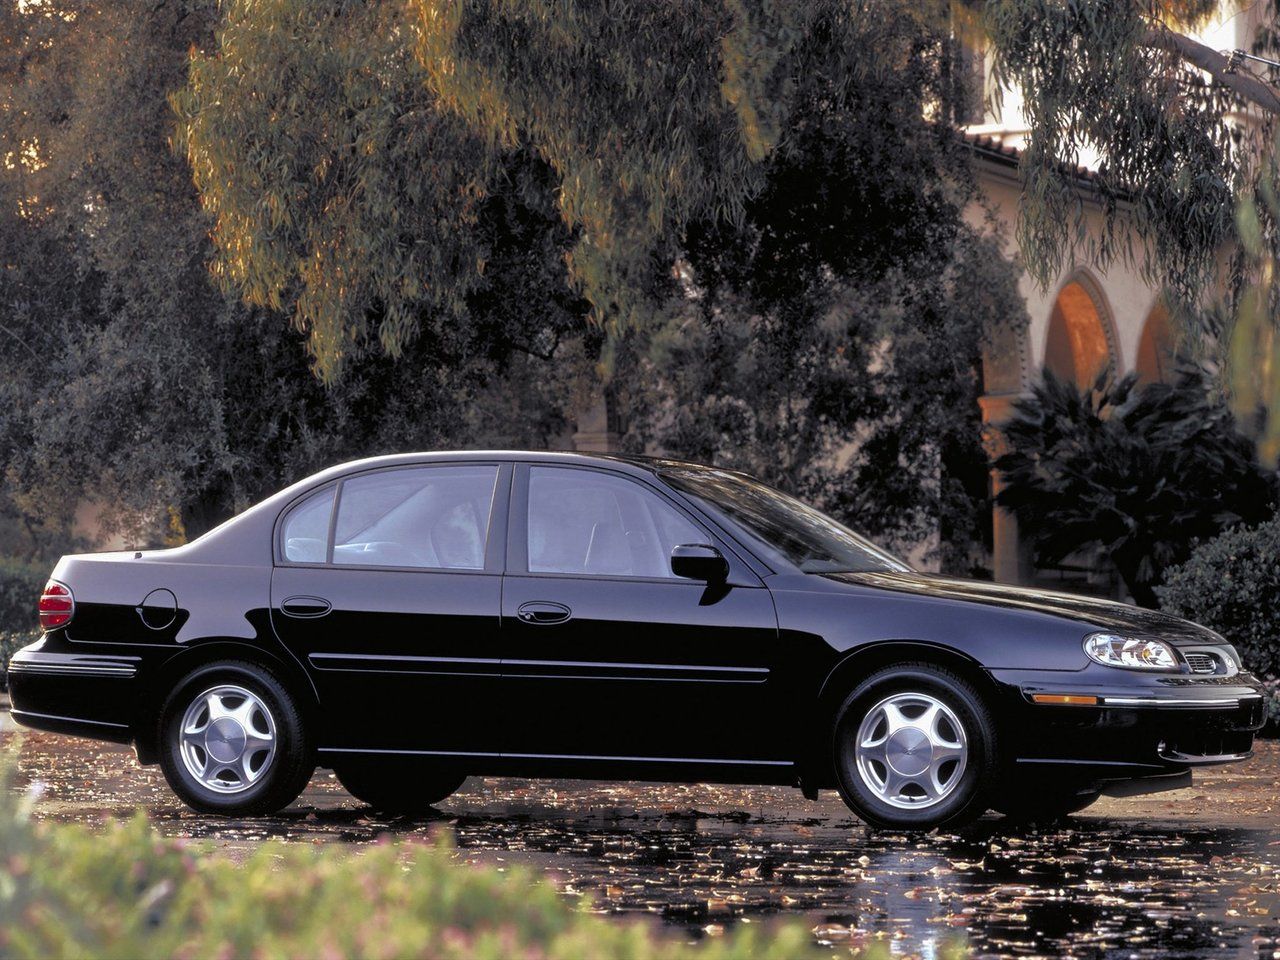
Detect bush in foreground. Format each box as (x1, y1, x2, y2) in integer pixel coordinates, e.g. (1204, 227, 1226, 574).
(1157, 514, 1280, 680)
(0, 761, 960, 960)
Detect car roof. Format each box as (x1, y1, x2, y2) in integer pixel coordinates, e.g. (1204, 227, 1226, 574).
(304, 449, 715, 477)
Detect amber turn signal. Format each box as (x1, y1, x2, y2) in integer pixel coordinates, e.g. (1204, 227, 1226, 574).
(1031, 694, 1099, 705)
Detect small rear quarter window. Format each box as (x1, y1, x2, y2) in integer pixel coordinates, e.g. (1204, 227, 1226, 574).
(281, 487, 335, 563)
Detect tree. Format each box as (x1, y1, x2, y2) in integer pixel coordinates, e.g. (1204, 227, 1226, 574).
(981, 0, 1280, 460)
(170, 0, 1028, 566)
(995, 367, 1277, 605)
(0, 0, 241, 549)
(0, 0, 581, 554)
(619, 11, 1027, 568)
(179, 1, 984, 374)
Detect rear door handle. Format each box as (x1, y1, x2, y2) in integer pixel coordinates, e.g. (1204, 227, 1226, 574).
(516, 601, 572, 625)
(280, 596, 332, 619)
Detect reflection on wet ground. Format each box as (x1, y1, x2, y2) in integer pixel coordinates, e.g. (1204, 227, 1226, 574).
(5, 726, 1280, 958)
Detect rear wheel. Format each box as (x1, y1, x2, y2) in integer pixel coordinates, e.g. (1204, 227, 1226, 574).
(158, 660, 314, 816)
(335, 761, 466, 814)
(833, 662, 997, 830)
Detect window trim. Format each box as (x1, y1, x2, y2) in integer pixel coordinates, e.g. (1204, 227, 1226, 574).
(273, 461, 511, 575)
(507, 462, 760, 585)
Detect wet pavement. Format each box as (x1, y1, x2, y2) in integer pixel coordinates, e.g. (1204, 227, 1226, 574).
(3, 711, 1279, 959)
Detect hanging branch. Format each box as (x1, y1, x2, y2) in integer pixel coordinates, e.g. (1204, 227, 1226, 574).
(1142, 25, 1280, 116)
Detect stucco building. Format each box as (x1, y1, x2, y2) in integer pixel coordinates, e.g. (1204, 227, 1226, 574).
(953, 5, 1263, 594)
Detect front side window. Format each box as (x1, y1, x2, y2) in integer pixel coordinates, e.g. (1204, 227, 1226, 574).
(660, 467, 910, 574)
(526, 467, 706, 579)
(329, 465, 498, 569)
(280, 486, 335, 563)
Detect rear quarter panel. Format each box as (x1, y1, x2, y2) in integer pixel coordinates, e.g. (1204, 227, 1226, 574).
(35, 550, 304, 738)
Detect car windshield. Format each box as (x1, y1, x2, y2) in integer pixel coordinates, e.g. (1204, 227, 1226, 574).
(659, 468, 911, 575)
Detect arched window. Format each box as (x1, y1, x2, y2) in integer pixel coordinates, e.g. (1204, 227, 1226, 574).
(1135, 301, 1176, 385)
(1043, 278, 1115, 388)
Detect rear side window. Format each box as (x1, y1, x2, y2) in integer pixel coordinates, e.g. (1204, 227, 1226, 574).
(280, 487, 335, 563)
(332, 465, 498, 570)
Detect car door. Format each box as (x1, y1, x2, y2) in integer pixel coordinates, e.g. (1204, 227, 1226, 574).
(270, 461, 510, 756)
(500, 463, 787, 766)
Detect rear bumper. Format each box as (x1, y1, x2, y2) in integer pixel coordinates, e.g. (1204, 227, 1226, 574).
(8, 707, 134, 745)
(7, 636, 141, 744)
(988, 666, 1266, 783)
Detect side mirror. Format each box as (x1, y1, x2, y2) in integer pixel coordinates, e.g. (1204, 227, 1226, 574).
(670, 543, 729, 583)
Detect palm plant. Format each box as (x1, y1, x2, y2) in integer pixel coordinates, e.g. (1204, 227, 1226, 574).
(995, 367, 1277, 607)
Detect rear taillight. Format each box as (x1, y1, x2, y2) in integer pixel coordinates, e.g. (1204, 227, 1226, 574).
(38, 580, 74, 630)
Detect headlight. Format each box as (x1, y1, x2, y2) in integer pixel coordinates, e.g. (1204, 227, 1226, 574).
(1083, 633, 1179, 671)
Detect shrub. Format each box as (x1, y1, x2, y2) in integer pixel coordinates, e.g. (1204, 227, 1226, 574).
(1262, 678, 1280, 733)
(1, 630, 40, 692)
(0, 556, 46, 632)
(996, 368, 1277, 607)
(0, 760, 959, 960)
(1157, 515, 1280, 679)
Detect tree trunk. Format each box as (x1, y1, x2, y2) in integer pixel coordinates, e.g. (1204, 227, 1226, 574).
(1141, 26, 1280, 117)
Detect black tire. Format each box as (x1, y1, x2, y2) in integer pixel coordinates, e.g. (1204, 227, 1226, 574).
(335, 761, 466, 814)
(832, 661, 998, 831)
(157, 660, 315, 816)
(994, 783, 1101, 823)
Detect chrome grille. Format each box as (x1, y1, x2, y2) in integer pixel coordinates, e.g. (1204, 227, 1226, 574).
(1184, 652, 1218, 674)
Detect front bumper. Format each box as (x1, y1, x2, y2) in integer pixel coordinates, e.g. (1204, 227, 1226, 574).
(988, 666, 1266, 782)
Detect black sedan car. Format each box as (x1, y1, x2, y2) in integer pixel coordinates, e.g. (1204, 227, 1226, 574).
(7, 451, 1266, 829)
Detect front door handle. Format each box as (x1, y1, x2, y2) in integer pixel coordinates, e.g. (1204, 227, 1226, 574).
(516, 601, 572, 625)
(280, 596, 332, 619)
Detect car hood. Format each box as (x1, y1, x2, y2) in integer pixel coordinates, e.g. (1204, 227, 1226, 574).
(827, 571, 1221, 646)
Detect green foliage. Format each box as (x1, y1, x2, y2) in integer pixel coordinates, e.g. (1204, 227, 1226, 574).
(0, 761, 845, 960)
(0, 631, 39, 691)
(179, 0, 971, 372)
(1227, 127, 1280, 466)
(0, 1, 233, 545)
(0, 558, 44, 634)
(2, 0, 1009, 570)
(1157, 514, 1280, 678)
(1, 0, 1008, 581)
(570, 1, 1025, 571)
(0, 1, 580, 549)
(979, 1, 1280, 466)
(175, 0, 499, 383)
(412, 0, 820, 338)
(985, 0, 1236, 305)
(619, 8, 1027, 567)
(1263, 677, 1280, 730)
(995, 367, 1278, 606)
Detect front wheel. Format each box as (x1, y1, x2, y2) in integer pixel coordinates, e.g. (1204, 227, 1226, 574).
(832, 662, 997, 831)
(335, 761, 466, 815)
(158, 660, 315, 816)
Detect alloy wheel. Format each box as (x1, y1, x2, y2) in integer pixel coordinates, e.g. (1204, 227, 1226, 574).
(854, 691, 968, 810)
(177, 683, 277, 794)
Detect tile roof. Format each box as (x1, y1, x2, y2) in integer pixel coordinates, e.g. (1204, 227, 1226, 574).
(964, 132, 1104, 187)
